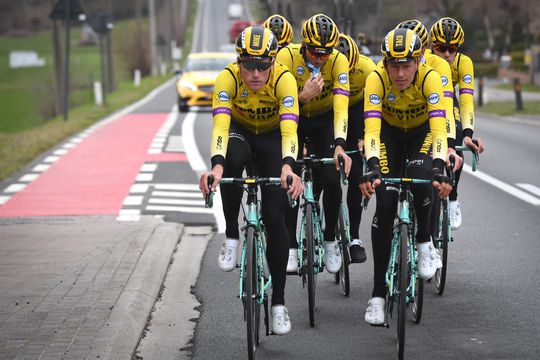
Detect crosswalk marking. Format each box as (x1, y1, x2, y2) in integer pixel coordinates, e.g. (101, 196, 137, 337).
(152, 191, 202, 198)
(154, 184, 200, 191)
(148, 198, 205, 206)
(146, 205, 213, 213)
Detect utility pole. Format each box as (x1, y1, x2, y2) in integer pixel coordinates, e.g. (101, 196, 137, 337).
(149, 0, 158, 76)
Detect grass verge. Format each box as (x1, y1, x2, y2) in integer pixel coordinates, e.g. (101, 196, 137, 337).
(478, 101, 540, 116)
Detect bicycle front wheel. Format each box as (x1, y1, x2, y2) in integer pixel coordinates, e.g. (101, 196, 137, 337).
(397, 223, 408, 360)
(434, 199, 449, 295)
(245, 227, 260, 359)
(305, 203, 317, 327)
(337, 207, 350, 296)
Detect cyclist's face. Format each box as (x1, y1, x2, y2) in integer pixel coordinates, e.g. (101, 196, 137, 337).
(305, 45, 331, 67)
(386, 59, 419, 91)
(432, 42, 458, 64)
(239, 59, 274, 92)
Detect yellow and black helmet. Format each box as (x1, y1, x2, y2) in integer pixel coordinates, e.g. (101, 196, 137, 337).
(336, 33, 359, 71)
(396, 19, 428, 49)
(235, 26, 278, 58)
(381, 28, 422, 62)
(430, 17, 464, 45)
(263, 14, 293, 46)
(301, 14, 339, 49)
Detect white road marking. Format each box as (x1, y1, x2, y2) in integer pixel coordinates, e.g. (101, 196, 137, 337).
(516, 183, 540, 198)
(53, 149, 69, 155)
(148, 198, 205, 206)
(146, 205, 214, 213)
(130, 184, 149, 193)
(154, 183, 200, 191)
(463, 165, 540, 206)
(182, 111, 207, 172)
(0, 196, 10, 205)
(4, 184, 26, 193)
(152, 191, 202, 198)
(140, 164, 158, 172)
(123, 196, 144, 205)
(43, 156, 59, 163)
(136, 173, 154, 182)
(116, 209, 141, 222)
(19, 174, 39, 182)
(32, 164, 50, 172)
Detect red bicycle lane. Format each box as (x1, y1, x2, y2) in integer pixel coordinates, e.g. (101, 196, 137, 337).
(0, 113, 186, 217)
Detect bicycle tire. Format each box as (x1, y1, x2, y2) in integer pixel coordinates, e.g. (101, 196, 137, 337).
(409, 210, 423, 324)
(306, 203, 316, 327)
(245, 227, 259, 359)
(397, 223, 408, 360)
(434, 199, 449, 295)
(337, 208, 350, 297)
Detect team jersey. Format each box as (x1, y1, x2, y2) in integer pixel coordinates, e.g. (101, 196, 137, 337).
(426, 49, 475, 135)
(210, 61, 299, 165)
(349, 54, 377, 106)
(423, 51, 457, 146)
(363, 62, 447, 162)
(276, 44, 350, 143)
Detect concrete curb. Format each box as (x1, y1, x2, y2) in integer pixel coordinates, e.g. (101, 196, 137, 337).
(88, 221, 184, 360)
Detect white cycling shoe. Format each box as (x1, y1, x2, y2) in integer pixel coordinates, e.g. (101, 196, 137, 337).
(271, 305, 291, 335)
(448, 200, 462, 230)
(286, 248, 298, 273)
(217, 238, 239, 272)
(365, 297, 385, 325)
(417, 241, 442, 280)
(324, 241, 342, 274)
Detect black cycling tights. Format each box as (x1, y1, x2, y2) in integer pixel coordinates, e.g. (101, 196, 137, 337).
(370, 122, 434, 298)
(346, 101, 365, 240)
(220, 122, 289, 306)
(286, 119, 342, 247)
(449, 120, 464, 201)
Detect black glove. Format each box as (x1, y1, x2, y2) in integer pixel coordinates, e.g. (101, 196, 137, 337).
(431, 167, 450, 185)
(359, 167, 381, 184)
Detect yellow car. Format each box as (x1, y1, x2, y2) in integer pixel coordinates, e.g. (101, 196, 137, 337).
(176, 52, 237, 112)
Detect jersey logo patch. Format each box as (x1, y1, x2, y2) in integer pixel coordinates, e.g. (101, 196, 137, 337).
(338, 73, 348, 84)
(369, 94, 381, 105)
(218, 91, 230, 101)
(441, 76, 449, 87)
(282, 96, 294, 108)
(296, 66, 305, 75)
(241, 90, 248, 98)
(428, 93, 440, 104)
(463, 74, 472, 84)
(387, 92, 396, 102)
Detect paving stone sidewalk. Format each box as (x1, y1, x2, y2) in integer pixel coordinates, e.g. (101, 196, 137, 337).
(0, 215, 182, 360)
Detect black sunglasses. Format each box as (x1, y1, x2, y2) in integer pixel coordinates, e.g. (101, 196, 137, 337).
(306, 46, 332, 58)
(433, 42, 458, 54)
(239, 59, 273, 71)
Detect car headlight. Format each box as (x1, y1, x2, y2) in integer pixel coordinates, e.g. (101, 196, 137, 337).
(179, 80, 197, 92)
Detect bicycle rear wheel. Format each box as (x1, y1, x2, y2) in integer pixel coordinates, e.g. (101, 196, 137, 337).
(305, 204, 317, 327)
(397, 224, 408, 360)
(245, 227, 260, 359)
(337, 207, 350, 296)
(409, 212, 423, 324)
(434, 199, 449, 295)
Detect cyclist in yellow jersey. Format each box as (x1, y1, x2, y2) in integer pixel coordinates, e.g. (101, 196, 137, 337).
(359, 28, 452, 325)
(335, 33, 377, 264)
(199, 27, 303, 335)
(263, 14, 293, 50)
(429, 17, 485, 230)
(276, 14, 352, 275)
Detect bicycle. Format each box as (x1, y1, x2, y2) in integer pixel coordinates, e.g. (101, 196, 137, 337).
(334, 155, 352, 297)
(377, 176, 431, 360)
(432, 142, 479, 295)
(205, 175, 292, 360)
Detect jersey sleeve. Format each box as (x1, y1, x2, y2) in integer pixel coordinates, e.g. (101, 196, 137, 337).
(332, 53, 350, 147)
(423, 70, 448, 163)
(363, 71, 384, 164)
(275, 71, 300, 166)
(210, 69, 236, 168)
(458, 55, 475, 138)
(276, 46, 294, 71)
(437, 60, 457, 148)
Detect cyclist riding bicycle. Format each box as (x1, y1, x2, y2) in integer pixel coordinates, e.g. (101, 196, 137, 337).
(263, 14, 293, 50)
(199, 26, 303, 335)
(359, 28, 452, 325)
(276, 14, 352, 274)
(428, 17, 485, 229)
(335, 33, 377, 263)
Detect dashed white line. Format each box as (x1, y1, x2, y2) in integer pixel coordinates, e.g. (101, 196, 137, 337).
(146, 205, 214, 213)
(19, 174, 39, 182)
(32, 164, 50, 172)
(123, 196, 144, 205)
(136, 173, 154, 182)
(43, 156, 59, 163)
(130, 184, 150, 193)
(154, 184, 200, 191)
(140, 164, 158, 172)
(0, 196, 10, 205)
(152, 191, 202, 198)
(4, 184, 26, 193)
